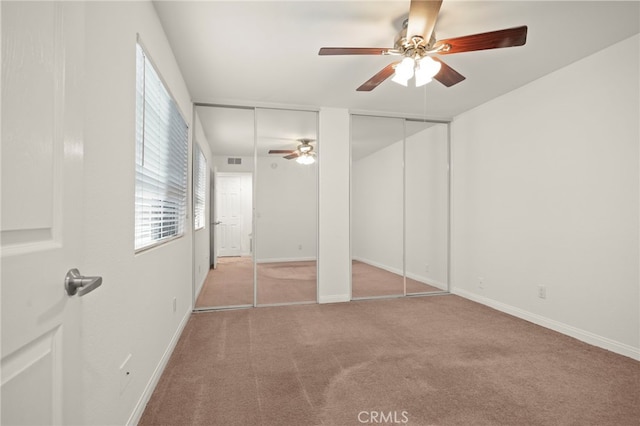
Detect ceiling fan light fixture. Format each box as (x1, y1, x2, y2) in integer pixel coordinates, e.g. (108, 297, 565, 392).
(414, 57, 440, 87)
(418, 56, 441, 78)
(296, 153, 315, 165)
(391, 73, 410, 86)
(391, 74, 409, 87)
(415, 73, 432, 87)
(392, 57, 415, 86)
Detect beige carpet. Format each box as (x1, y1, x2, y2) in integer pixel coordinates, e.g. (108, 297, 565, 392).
(196, 257, 254, 308)
(140, 296, 639, 426)
(196, 258, 443, 309)
(352, 260, 442, 298)
(257, 261, 317, 305)
(195, 257, 317, 308)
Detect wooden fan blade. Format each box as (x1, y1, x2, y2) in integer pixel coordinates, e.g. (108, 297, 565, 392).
(356, 61, 400, 92)
(284, 152, 300, 160)
(435, 26, 528, 55)
(268, 150, 296, 154)
(319, 47, 391, 55)
(406, 0, 442, 41)
(432, 58, 466, 87)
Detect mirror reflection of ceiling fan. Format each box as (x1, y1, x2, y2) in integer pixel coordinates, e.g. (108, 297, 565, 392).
(319, 0, 527, 91)
(268, 138, 317, 165)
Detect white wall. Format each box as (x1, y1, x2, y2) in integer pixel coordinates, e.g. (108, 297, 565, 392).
(82, 2, 193, 424)
(318, 108, 351, 303)
(193, 112, 213, 299)
(352, 141, 404, 273)
(451, 34, 640, 359)
(256, 156, 317, 262)
(406, 124, 449, 288)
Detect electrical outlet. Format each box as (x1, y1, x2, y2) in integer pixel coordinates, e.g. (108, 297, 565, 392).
(298, 244, 302, 250)
(119, 354, 133, 394)
(538, 285, 547, 299)
(425, 264, 430, 273)
(173, 297, 177, 313)
(478, 277, 484, 290)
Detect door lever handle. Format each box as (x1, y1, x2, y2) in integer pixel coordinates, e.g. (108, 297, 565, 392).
(65, 268, 103, 296)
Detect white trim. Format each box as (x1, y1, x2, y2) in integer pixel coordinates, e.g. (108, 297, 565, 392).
(405, 271, 447, 291)
(126, 308, 192, 425)
(319, 294, 350, 304)
(352, 256, 402, 276)
(452, 287, 640, 361)
(193, 99, 319, 113)
(193, 268, 207, 304)
(349, 109, 452, 123)
(256, 257, 316, 264)
(353, 257, 448, 291)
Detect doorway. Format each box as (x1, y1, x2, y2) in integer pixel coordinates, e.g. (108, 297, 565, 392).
(196, 171, 255, 309)
(214, 172, 253, 258)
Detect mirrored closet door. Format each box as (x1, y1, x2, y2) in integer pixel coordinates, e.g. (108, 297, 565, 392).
(194, 106, 319, 310)
(255, 108, 318, 305)
(351, 115, 449, 299)
(405, 120, 449, 295)
(194, 105, 256, 309)
(351, 115, 405, 298)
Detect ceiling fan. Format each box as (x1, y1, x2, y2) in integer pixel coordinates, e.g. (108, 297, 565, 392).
(318, 0, 527, 91)
(268, 138, 317, 164)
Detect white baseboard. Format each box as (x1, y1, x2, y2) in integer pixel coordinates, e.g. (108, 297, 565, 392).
(127, 308, 192, 425)
(319, 294, 350, 304)
(353, 257, 448, 291)
(194, 273, 207, 302)
(452, 287, 640, 361)
(352, 256, 402, 276)
(256, 257, 316, 264)
(405, 271, 447, 291)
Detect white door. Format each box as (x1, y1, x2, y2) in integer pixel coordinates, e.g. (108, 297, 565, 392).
(216, 174, 244, 256)
(1, 3, 93, 424)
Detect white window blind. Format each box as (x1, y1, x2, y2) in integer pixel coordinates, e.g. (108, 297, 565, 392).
(194, 145, 206, 230)
(135, 42, 188, 251)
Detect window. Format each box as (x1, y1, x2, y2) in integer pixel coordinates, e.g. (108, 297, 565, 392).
(135, 42, 188, 251)
(193, 145, 206, 230)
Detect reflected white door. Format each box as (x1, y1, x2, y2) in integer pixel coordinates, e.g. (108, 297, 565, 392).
(216, 174, 244, 256)
(1, 2, 86, 424)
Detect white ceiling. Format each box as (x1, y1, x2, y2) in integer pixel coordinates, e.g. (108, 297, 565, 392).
(155, 1, 639, 118)
(156, 1, 639, 157)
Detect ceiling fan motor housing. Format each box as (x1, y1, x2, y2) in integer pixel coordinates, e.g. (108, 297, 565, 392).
(394, 22, 438, 59)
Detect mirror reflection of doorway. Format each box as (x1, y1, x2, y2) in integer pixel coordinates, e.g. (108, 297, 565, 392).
(199, 171, 254, 308)
(194, 105, 318, 310)
(195, 106, 255, 309)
